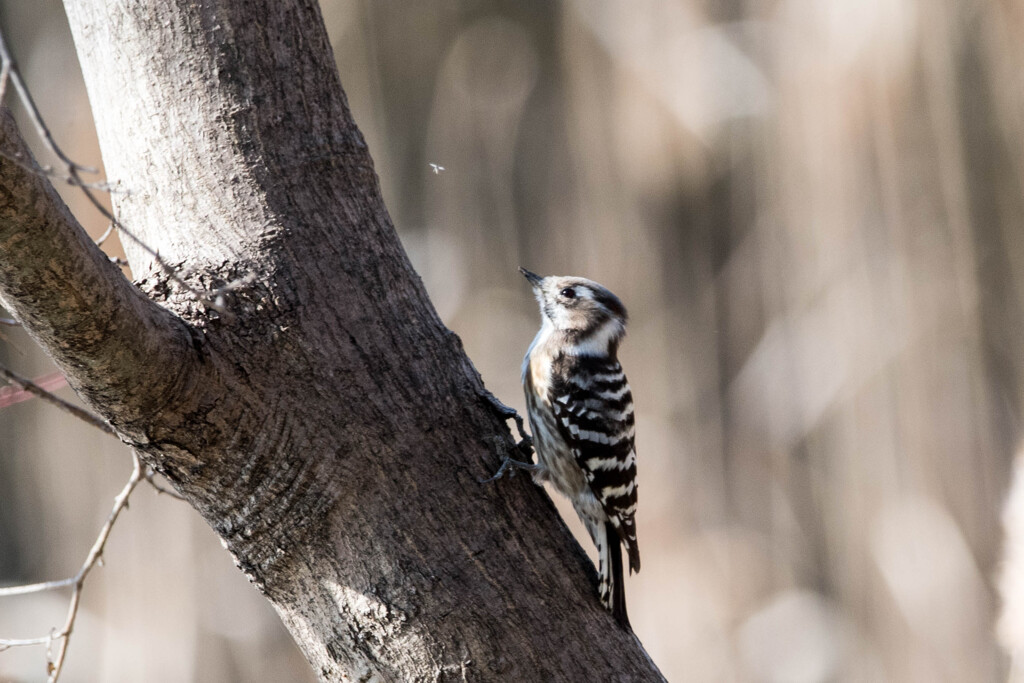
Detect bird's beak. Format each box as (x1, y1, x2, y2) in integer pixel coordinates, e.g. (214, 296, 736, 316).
(519, 267, 544, 288)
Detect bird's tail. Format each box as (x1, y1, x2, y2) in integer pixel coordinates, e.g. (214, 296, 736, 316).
(595, 520, 630, 629)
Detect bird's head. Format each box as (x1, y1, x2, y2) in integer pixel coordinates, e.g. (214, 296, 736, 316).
(520, 267, 628, 355)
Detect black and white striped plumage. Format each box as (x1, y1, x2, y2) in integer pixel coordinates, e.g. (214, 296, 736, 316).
(519, 267, 639, 627)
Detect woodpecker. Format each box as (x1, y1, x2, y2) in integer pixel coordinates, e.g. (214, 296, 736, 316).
(517, 267, 640, 628)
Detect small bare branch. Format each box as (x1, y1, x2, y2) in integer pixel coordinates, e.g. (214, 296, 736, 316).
(0, 149, 117, 191)
(143, 466, 185, 500)
(0, 364, 113, 435)
(0, 454, 142, 681)
(54, 174, 121, 193)
(46, 453, 143, 681)
(0, 31, 94, 175)
(0, 635, 53, 653)
(0, 59, 9, 105)
(94, 221, 115, 247)
(0, 577, 76, 599)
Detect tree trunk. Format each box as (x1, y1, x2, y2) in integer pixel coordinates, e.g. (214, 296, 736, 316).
(0, 0, 664, 680)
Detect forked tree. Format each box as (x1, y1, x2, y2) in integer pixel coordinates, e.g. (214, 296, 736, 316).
(0, 0, 664, 680)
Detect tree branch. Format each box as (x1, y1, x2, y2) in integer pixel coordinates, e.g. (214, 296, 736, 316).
(46, 454, 143, 682)
(0, 1, 667, 679)
(0, 364, 112, 433)
(0, 108, 204, 440)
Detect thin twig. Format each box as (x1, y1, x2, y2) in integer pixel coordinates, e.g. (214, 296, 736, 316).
(0, 370, 66, 409)
(0, 577, 75, 598)
(45, 453, 143, 682)
(0, 455, 143, 680)
(94, 221, 115, 246)
(0, 364, 114, 435)
(0, 635, 53, 653)
(0, 59, 10, 106)
(143, 467, 185, 500)
(0, 149, 118, 191)
(0, 32, 93, 174)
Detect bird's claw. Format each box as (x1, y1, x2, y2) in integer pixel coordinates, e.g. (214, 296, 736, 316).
(479, 387, 531, 444)
(479, 455, 541, 484)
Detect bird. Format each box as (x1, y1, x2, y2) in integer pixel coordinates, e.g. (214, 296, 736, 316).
(516, 266, 640, 628)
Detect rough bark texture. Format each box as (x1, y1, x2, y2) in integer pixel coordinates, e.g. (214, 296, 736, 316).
(0, 0, 664, 680)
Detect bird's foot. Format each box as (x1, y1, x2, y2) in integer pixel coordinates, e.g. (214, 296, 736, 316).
(478, 387, 531, 444)
(476, 387, 536, 483)
(479, 455, 541, 484)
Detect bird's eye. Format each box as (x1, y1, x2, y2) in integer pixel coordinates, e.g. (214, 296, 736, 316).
(560, 288, 576, 299)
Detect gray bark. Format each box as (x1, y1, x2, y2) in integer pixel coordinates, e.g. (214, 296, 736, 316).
(0, 0, 665, 680)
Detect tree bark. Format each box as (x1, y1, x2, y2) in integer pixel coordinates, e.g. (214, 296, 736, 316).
(0, 1, 665, 680)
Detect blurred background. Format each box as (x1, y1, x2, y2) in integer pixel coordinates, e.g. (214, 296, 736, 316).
(2, 0, 1023, 680)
